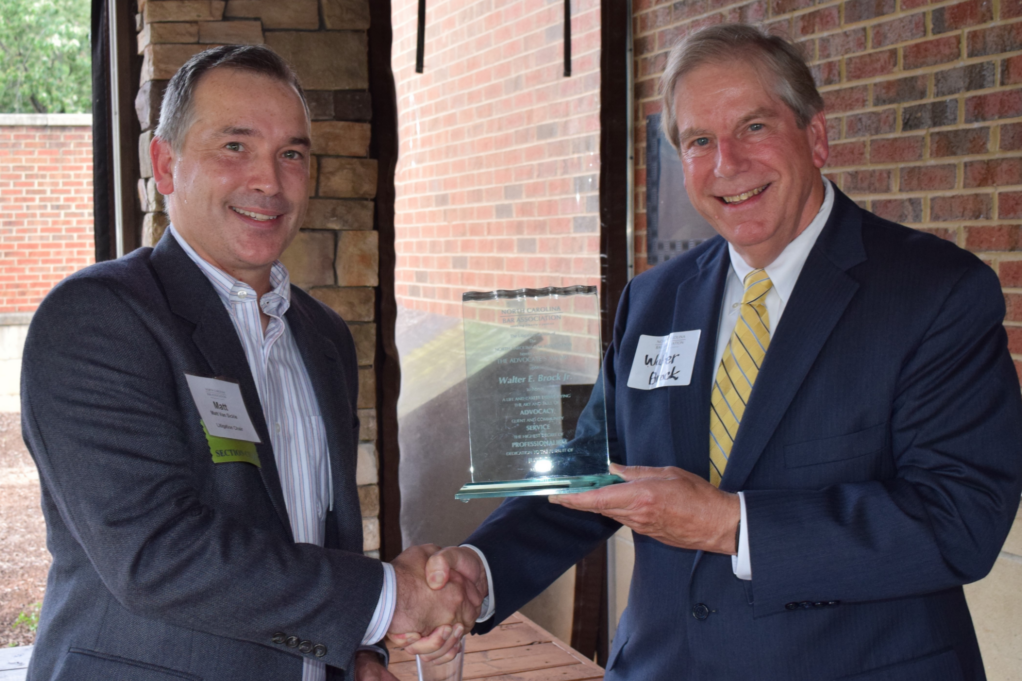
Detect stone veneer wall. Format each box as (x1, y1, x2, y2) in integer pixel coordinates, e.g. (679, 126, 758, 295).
(133, 0, 382, 557)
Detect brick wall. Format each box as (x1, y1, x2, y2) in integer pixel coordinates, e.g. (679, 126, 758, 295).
(391, 0, 602, 317)
(632, 1, 1022, 374)
(0, 115, 95, 313)
(132, 0, 382, 556)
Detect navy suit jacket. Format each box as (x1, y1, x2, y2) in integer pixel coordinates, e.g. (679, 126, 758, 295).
(22, 234, 379, 681)
(467, 189, 1022, 680)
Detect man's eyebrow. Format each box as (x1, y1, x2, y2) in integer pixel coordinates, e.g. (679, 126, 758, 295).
(736, 106, 778, 127)
(216, 127, 311, 148)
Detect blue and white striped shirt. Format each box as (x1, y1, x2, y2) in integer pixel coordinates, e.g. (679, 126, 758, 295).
(171, 226, 395, 679)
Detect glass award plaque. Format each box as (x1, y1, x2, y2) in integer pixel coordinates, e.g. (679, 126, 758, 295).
(455, 286, 621, 501)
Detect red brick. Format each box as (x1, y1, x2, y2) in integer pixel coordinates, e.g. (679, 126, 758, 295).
(812, 60, 841, 87)
(1002, 123, 1022, 151)
(1000, 262, 1022, 288)
(818, 28, 867, 59)
(903, 35, 961, 69)
(846, 49, 897, 80)
(966, 91, 1022, 122)
(931, 193, 993, 221)
(916, 227, 957, 242)
(822, 85, 869, 113)
(901, 164, 957, 191)
(965, 159, 1022, 188)
(1002, 192, 1022, 219)
(1006, 0, 1022, 19)
(931, 128, 990, 157)
(1005, 294, 1022, 322)
(844, 0, 896, 23)
(932, 0, 994, 34)
(844, 109, 897, 137)
(870, 136, 925, 163)
(796, 6, 840, 36)
(872, 198, 923, 223)
(827, 141, 868, 167)
(842, 169, 892, 193)
(771, 0, 814, 13)
(873, 75, 928, 105)
(872, 14, 926, 47)
(966, 22, 1022, 57)
(1003, 55, 1022, 85)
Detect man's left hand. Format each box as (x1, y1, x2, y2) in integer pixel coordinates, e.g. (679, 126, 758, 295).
(354, 651, 398, 681)
(549, 463, 741, 555)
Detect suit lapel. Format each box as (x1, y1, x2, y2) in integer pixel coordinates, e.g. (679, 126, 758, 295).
(668, 239, 731, 476)
(719, 189, 867, 492)
(285, 295, 363, 549)
(150, 233, 294, 537)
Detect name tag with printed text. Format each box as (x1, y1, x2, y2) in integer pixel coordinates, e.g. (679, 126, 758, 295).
(185, 374, 262, 443)
(626, 331, 701, 390)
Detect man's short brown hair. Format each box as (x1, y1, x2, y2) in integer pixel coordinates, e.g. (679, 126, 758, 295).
(154, 44, 309, 151)
(659, 23, 824, 150)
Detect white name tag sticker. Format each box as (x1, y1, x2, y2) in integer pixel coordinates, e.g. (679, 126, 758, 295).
(185, 374, 262, 443)
(626, 331, 702, 390)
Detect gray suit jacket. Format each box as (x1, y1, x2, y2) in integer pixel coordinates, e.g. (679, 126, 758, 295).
(22, 233, 381, 681)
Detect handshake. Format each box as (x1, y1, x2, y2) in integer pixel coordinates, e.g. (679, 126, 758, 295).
(386, 544, 488, 661)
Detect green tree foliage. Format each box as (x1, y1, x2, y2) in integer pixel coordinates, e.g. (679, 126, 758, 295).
(0, 0, 91, 113)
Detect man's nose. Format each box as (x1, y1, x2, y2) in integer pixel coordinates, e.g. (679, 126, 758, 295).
(248, 154, 283, 194)
(714, 138, 748, 178)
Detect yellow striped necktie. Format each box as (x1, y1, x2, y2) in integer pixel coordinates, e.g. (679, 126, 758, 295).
(709, 269, 773, 487)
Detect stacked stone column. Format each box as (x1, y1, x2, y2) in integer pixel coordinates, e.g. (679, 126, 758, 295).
(133, 0, 382, 556)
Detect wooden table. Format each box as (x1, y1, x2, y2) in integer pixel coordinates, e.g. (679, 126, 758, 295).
(389, 613, 605, 681)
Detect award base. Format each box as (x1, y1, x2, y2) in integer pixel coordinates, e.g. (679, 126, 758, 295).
(455, 474, 623, 501)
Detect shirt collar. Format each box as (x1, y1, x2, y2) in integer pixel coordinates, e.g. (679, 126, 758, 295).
(169, 224, 291, 316)
(728, 177, 834, 303)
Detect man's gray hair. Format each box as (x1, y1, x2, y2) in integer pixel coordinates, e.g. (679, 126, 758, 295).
(154, 44, 309, 151)
(659, 24, 824, 150)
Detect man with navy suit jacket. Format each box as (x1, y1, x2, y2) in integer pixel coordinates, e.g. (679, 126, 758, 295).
(425, 24, 1022, 680)
(22, 46, 476, 681)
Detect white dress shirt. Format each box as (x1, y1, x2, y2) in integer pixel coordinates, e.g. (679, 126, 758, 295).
(171, 226, 395, 679)
(716, 179, 835, 579)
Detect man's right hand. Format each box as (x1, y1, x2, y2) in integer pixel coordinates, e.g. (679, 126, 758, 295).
(388, 545, 482, 647)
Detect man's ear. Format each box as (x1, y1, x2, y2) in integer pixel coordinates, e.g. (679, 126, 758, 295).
(150, 136, 175, 195)
(808, 110, 829, 170)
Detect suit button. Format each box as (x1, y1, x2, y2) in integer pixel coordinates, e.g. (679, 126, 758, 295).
(799, 601, 813, 609)
(785, 603, 798, 611)
(299, 640, 313, 654)
(827, 601, 840, 607)
(285, 636, 300, 648)
(813, 602, 824, 608)
(691, 603, 710, 620)
(272, 632, 286, 644)
(313, 644, 328, 658)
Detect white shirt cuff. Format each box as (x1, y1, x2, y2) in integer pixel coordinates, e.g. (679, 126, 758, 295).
(730, 491, 752, 580)
(462, 544, 496, 622)
(362, 561, 396, 645)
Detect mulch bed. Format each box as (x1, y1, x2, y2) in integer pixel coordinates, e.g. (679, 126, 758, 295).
(0, 411, 49, 647)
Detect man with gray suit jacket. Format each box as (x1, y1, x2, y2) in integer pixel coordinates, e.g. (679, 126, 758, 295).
(22, 45, 474, 681)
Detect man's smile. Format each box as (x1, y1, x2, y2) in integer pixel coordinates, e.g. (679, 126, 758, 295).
(719, 184, 768, 205)
(231, 206, 282, 222)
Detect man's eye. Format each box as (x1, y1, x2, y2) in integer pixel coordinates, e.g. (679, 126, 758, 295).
(282, 150, 303, 160)
(225, 142, 242, 151)
(749, 123, 764, 132)
(693, 137, 710, 147)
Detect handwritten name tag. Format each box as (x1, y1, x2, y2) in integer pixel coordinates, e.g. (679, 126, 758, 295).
(185, 374, 262, 443)
(626, 331, 701, 390)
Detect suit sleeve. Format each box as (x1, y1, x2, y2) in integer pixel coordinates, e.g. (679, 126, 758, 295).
(464, 285, 633, 631)
(744, 261, 1022, 615)
(21, 277, 381, 669)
